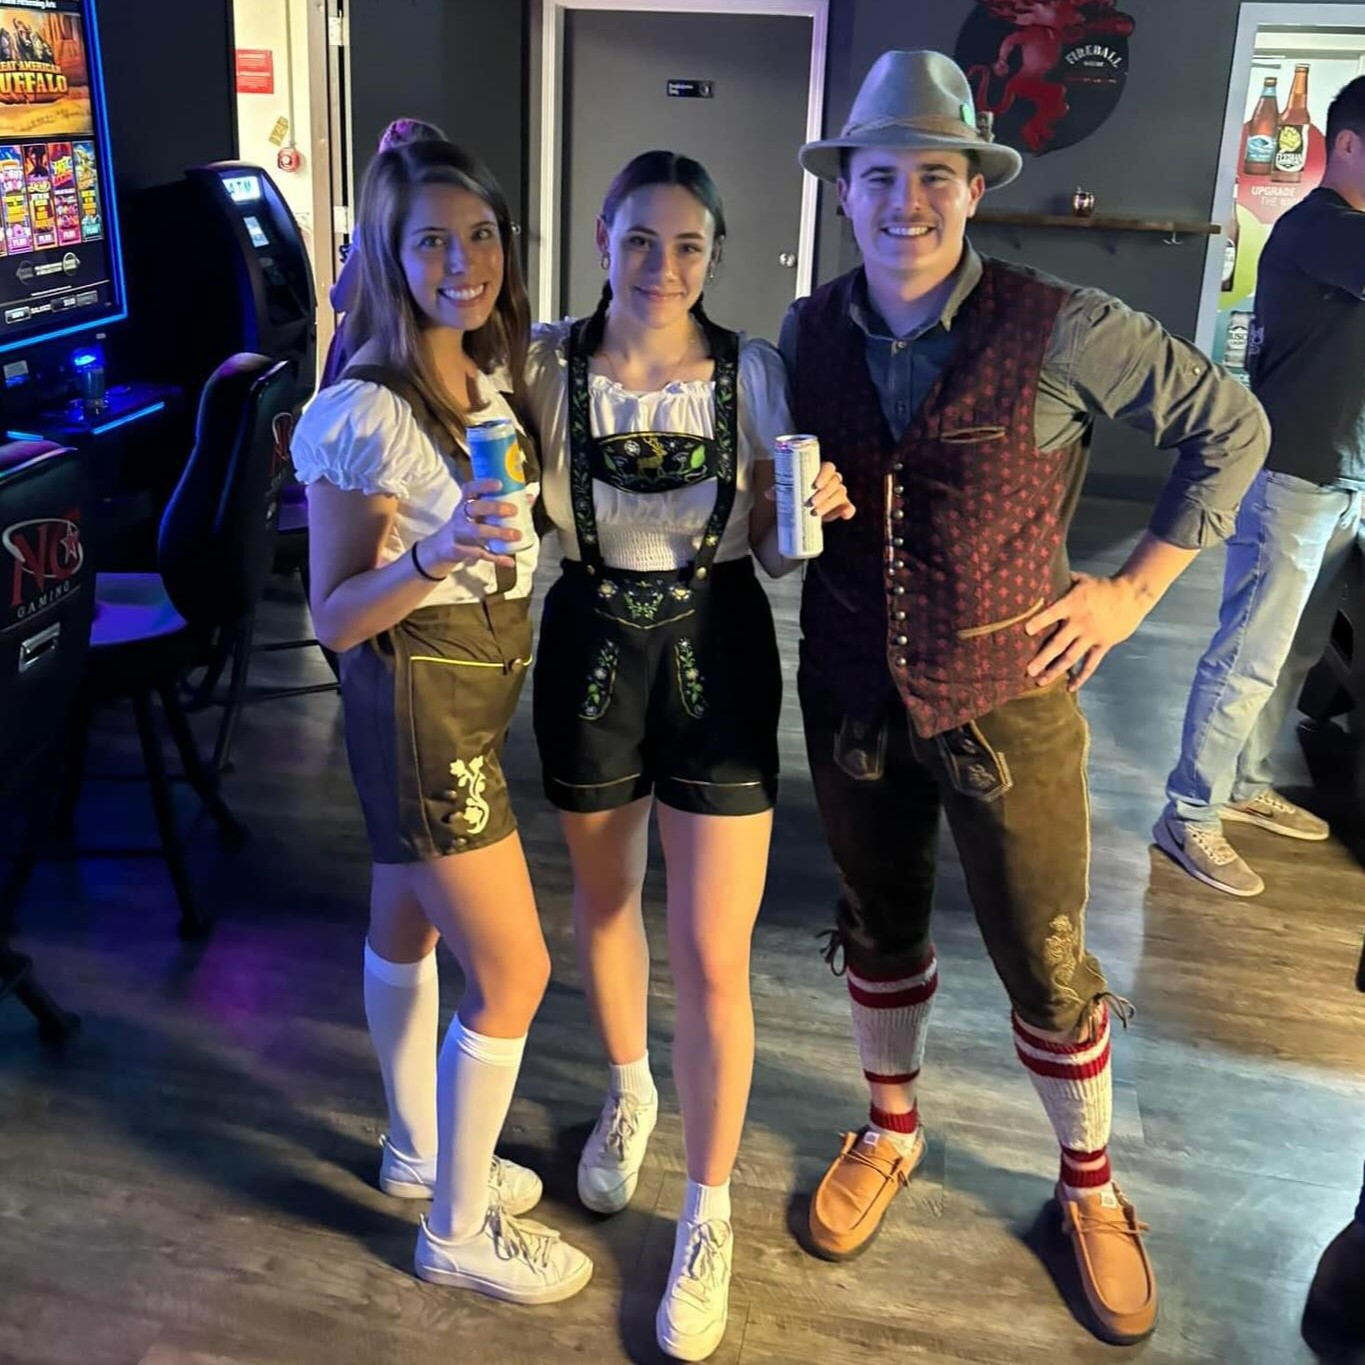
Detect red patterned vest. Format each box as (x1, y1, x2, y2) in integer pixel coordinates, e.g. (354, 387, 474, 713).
(793, 262, 1086, 737)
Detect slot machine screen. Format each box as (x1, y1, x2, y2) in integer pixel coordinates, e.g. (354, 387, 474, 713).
(0, 0, 125, 357)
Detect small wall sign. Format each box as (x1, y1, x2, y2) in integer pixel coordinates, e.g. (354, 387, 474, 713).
(667, 80, 714, 99)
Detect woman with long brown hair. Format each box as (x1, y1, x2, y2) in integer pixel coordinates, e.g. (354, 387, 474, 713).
(289, 138, 592, 1305)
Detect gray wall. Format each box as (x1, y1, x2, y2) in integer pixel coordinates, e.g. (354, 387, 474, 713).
(101, 0, 236, 191)
(349, 0, 528, 231)
(820, 0, 1365, 492)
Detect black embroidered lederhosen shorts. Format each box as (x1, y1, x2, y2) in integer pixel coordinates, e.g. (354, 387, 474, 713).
(340, 599, 532, 862)
(533, 556, 780, 816)
(531, 310, 780, 817)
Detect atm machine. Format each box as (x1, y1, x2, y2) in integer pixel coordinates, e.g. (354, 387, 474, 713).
(122, 162, 318, 412)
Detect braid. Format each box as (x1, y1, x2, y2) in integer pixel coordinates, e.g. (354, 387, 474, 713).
(581, 281, 613, 355)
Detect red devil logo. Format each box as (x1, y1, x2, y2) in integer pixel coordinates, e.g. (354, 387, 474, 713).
(966, 0, 1135, 153)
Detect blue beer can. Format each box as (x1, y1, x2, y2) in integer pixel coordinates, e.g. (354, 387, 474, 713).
(467, 417, 534, 555)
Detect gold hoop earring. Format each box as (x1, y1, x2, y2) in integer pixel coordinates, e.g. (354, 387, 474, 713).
(600, 252, 610, 270)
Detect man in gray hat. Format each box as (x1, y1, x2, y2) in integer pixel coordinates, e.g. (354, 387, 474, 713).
(779, 49, 1266, 1344)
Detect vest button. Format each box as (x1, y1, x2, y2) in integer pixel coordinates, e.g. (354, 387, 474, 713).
(893, 537, 904, 548)
(695, 566, 708, 580)
(893, 586, 906, 596)
(895, 610, 907, 621)
(894, 656, 907, 667)
(892, 509, 904, 520)
(895, 634, 908, 646)
(894, 560, 905, 571)
(892, 463, 904, 474)
(894, 484, 904, 495)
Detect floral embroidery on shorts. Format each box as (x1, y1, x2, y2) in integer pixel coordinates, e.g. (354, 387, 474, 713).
(674, 638, 708, 719)
(1043, 914, 1085, 1009)
(580, 639, 620, 720)
(448, 754, 491, 836)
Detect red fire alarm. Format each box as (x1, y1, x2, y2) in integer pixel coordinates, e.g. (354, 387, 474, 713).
(277, 146, 302, 173)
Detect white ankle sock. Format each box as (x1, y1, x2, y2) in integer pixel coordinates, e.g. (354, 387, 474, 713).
(867, 1120, 921, 1159)
(426, 1016, 527, 1242)
(363, 942, 439, 1161)
(609, 1053, 656, 1102)
(682, 1179, 730, 1226)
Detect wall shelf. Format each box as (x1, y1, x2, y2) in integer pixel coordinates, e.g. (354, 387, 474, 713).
(974, 210, 1222, 245)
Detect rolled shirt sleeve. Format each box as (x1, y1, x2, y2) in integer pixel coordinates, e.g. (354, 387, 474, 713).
(1041, 288, 1269, 549)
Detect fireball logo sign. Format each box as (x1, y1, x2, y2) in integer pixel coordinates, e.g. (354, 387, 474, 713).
(955, 0, 1136, 156)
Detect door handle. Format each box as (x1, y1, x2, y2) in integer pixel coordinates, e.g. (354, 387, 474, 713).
(778, 252, 797, 268)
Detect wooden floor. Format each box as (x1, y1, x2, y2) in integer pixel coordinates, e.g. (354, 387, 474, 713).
(4, 495, 1365, 1365)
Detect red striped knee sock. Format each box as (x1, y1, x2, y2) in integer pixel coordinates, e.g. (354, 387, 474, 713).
(848, 953, 936, 1157)
(1013, 1005, 1115, 1202)
(847, 952, 938, 1088)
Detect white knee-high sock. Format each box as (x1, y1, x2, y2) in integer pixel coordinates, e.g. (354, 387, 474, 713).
(426, 1016, 527, 1242)
(363, 942, 439, 1161)
(1013, 1005, 1115, 1202)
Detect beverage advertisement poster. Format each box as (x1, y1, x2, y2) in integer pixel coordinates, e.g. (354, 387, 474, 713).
(1215, 46, 1364, 371)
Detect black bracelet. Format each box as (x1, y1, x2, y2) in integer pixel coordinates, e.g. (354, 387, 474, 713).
(410, 540, 443, 582)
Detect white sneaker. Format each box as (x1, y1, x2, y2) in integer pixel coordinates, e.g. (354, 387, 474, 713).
(577, 1090, 659, 1214)
(414, 1207, 593, 1306)
(656, 1218, 733, 1362)
(378, 1136, 542, 1216)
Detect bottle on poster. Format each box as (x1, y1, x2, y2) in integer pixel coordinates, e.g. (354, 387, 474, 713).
(1221, 195, 1239, 292)
(1225, 309, 1253, 370)
(1243, 76, 1280, 176)
(1273, 64, 1311, 183)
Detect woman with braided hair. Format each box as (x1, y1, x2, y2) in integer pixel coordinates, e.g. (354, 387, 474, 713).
(525, 150, 853, 1361)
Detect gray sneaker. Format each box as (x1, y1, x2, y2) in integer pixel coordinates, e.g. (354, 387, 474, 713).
(1152, 813, 1265, 897)
(1224, 790, 1330, 842)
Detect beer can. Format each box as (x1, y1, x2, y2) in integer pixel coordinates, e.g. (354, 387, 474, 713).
(772, 433, 824, 560)
(467, 417, 534, 555)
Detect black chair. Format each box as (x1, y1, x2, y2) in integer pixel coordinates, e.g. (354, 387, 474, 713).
(0, 441, 90, 1042)
(67, 354, 295, 939)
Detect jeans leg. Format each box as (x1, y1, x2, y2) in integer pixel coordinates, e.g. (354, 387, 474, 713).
(1232, 490, 1364, 803)
(1165, 471, 1349, 827)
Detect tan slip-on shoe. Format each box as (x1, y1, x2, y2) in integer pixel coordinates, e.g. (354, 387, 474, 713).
(1058, 1184, 1158, 1345)
(807, 1127, 925, 1261)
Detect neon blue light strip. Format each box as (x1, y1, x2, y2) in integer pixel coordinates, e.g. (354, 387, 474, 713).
(5, 430, 45, 442)
(0, 0, 129, 358)
(91, 401, 165, 434)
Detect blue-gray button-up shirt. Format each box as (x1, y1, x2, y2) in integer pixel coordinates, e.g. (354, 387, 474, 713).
(778, 245, 1269, 549)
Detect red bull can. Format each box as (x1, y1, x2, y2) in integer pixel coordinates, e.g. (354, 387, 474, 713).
(773, 433, 824, 560)
(467, 417, 534, 555)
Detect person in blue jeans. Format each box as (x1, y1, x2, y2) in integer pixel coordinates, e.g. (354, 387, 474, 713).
(1157, 76, 1365, 897)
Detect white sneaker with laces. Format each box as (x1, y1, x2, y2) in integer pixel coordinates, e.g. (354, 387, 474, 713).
(414, 1207, 594, 1305)
(656, 1217, 733, 1362)
(577, 1090, 659, 1214)
(378, 1135, 542, 1216)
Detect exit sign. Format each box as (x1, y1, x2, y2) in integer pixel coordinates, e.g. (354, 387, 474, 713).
(667, 80, 714, 98)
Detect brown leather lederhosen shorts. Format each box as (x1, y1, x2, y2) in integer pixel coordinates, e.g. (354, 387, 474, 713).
(340, 598, 532, 862)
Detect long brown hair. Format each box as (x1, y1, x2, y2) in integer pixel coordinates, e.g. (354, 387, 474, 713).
(349, 139, 530, 438)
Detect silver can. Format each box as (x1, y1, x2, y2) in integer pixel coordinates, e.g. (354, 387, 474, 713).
(467, 417, 535, 555)
(772, 433, 824, 560)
